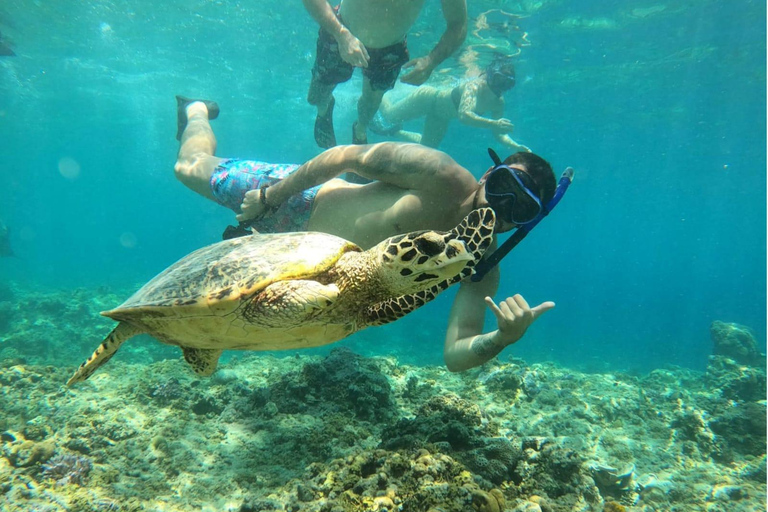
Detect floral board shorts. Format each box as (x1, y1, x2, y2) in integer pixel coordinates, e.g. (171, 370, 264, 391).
(210, 159, 321, 233)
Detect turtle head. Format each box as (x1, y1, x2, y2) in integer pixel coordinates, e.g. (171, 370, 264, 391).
(370, 208, 497, 298)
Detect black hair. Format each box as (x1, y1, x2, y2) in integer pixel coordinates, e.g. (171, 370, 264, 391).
(485, 55, 515, 78)
(503, 152, 556, 204)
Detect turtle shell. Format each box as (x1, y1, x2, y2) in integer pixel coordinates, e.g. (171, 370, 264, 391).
(104, 232, 360, 322)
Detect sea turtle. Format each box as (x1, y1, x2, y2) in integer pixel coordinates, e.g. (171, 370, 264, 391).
(67, 208, 496, 385)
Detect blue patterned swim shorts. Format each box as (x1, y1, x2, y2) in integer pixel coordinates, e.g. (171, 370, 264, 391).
(210, 159, 321, 233)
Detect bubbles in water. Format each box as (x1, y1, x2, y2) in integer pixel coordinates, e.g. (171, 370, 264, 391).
(119, 232, 137, 249)
(58, 157, 81, 180)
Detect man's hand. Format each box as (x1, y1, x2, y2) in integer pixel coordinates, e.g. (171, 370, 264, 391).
(400, 57, 435, 85)
(236, 189, 268, 222)
(485, 294, 554, 347)
(337, 29, 369, 68)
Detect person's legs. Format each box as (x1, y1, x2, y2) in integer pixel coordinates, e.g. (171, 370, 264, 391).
(308, 29, 354, 148)
(379, 86, 437, 124)
(353, 77, 386, 144)
(419, 112, 452, 149)
(308, 79, 339, 149)
(174, 101, 225, 201)
(354, 40, 410, 145)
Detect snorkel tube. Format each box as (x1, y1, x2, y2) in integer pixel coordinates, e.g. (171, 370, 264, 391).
(472, 152, 574, 282)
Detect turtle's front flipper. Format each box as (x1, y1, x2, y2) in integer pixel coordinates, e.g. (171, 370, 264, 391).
(67, 322, 144, 386)
(182, 348, 223, 377)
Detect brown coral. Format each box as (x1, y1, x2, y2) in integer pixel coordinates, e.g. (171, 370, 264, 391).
(603, 501, 626, 512)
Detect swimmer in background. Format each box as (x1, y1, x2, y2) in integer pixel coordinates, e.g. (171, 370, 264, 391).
(372, 56, 531, 152)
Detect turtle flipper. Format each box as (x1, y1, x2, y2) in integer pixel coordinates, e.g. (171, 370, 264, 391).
(182, 348, 223, 377)
(67, 322, 144, 386)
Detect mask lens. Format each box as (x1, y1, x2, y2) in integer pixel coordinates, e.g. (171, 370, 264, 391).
(491, 72, 515, 91)
(485, 167, 542, 224)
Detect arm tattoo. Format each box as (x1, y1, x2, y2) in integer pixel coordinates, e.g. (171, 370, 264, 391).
(470, 334, 503, 359)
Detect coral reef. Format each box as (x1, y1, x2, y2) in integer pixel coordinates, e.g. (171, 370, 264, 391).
(0, 297, 765, 511)
(41, 454, 93, 486)
(710, 320, 765, 367)
(265, 347, 395, 421)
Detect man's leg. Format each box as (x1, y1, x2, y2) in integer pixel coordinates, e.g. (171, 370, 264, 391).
(419, 112, 452, 149)
(307, 27, 354, 149)
(308, 78, 339, 149)
(174, 102, 225, 201)
(352, 76, 386, 145)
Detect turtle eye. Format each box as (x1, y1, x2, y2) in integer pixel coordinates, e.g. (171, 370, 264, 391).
(414, 237, 445, 257)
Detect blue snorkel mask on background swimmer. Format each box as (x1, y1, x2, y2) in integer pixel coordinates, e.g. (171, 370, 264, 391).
(472, 148, 574, 281)
(486, 57, 516, 97)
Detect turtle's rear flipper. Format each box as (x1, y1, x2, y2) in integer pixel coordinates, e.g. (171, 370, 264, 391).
(182, 348, 223, 377)
(67, 322, 144, 386)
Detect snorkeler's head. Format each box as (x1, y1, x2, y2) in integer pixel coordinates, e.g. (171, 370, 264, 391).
(485, 57, 516, 96)
(480, 151, 556, 226)
(502, 152, 556, 204)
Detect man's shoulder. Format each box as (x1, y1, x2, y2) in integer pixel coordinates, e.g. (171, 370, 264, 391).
(430, 151, 477, 188)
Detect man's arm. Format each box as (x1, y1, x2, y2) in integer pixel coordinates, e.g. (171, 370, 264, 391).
(237, 143, 466, 221)
(443, 265, 555, 372)
(302, 0, 369, 67)
(400, 0, 467, 85)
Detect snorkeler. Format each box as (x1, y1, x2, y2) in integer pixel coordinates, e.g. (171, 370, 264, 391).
(303, 0, 467, 156)
(174, 96, 568, 372)
(373, 55, 530, 152)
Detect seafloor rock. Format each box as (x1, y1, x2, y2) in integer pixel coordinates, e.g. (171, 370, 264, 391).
(705, 354, 767, 402)
(0, 431, 55, 467)
(265, 347, 395, 421)
(710, 320, 765, 367)
(288, 448, 506, 512)
(709, 401, 767, 457)
(380, 393, 487, 451)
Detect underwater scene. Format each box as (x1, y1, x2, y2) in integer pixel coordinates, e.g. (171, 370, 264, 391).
(0, 0, 765, 511)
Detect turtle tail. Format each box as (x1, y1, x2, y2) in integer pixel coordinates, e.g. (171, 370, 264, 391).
(66, 322, 144, 386)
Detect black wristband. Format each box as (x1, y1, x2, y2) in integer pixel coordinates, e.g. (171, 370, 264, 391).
(259, 185, 280, 213)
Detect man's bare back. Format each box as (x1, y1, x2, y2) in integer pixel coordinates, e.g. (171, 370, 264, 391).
(308, 175, 473, 249)
(338, 0, 426, 48)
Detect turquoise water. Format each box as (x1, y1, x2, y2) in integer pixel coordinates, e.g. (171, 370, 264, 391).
(0, 0, 765, 374)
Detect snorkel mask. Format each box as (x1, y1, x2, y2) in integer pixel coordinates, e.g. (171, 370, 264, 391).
(487, 70, 516, 96)
(484, 161, 542, 225)
(486, 58, 516, 96)
(472, 148, 574, 281)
